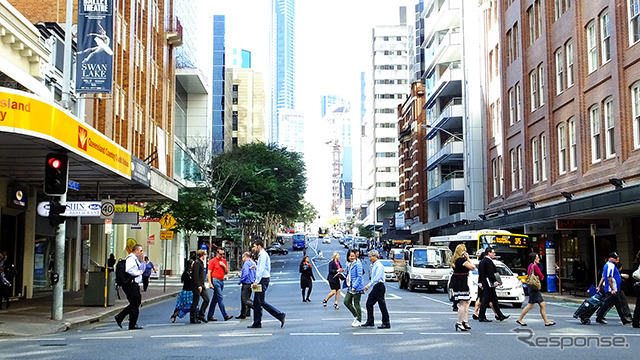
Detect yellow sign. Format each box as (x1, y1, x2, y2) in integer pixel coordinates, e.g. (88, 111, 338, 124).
(0, 89, 131, 177)
(159, 213, 177, 229)
(115, 204, 145, 216)
(160, 230, 174, 240)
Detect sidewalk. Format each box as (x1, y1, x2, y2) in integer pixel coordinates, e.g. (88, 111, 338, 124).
(0, 271, 242, 338)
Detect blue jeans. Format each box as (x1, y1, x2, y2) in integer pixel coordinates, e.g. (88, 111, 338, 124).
(207, 278, 228, 319)
(252, 278, 284, 326)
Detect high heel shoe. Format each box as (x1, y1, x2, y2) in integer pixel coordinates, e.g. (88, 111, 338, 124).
(334, 303, 339, 310)
(170, 315, 176, 323)
(455, 323, 467, 332)
(462, 321, 471, 330)
(323, 299, 328, 307)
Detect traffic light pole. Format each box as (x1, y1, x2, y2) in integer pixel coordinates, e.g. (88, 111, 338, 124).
(52, 193, 67, 321)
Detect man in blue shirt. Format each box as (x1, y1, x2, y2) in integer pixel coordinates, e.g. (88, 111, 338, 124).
(236, 251, 256, 319)
(361, 250, 390, 329)
(248, 239, 286, 328)
(596, 252, 632, 325)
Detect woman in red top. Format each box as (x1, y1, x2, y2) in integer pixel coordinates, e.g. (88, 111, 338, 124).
(516, 252, 555, 326)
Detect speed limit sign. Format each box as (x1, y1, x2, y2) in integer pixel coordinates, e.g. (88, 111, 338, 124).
(101, 199, 116, 219)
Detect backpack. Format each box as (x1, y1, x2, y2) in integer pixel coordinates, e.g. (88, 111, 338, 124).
(115, 258, 134, 286)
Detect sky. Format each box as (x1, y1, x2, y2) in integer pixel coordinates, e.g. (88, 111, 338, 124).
(207, 0, 414, 223)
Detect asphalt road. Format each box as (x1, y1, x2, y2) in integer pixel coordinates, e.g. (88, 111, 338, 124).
(1, 239, 638, 359)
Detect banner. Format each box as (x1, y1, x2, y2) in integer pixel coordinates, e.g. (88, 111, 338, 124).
(76, 0, 114, 93)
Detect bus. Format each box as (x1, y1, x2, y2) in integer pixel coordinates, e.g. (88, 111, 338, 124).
(318, 227, 329, 238)
(429, 229, 530, 273)
(292, 233, 306, 250)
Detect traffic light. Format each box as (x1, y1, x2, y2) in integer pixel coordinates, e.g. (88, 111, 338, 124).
(48, 199, 66, 227)
(44, 153, 68, 196)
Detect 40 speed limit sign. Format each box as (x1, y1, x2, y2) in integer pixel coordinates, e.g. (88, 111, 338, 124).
(100, 199, 116, 219)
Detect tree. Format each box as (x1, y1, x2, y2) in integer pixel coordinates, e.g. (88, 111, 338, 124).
(296, 200, 318, 230)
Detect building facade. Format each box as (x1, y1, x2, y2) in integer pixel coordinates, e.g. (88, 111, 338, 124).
(270, 0, 296, 144)
(230, 67, 266, 146)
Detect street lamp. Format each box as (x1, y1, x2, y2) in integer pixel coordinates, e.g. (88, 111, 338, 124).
(421, 124, 463, 141)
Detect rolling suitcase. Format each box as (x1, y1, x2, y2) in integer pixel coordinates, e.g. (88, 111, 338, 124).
(572, 292, 603, 324)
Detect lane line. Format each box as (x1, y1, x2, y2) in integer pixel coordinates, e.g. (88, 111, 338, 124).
(484, 332, 520, 336)
(144, 323, 186, 327)
(549, 333, 602, 336)
(219, 333, 272, 337)
(2, 338, 66, 342)
(290, 333, 340, 336)
(420, 295, 452, 306)
(419, 332, 470, 335)
(81, 336, 133, 340)
(352, 332, 404, 335)
(614, 333, 640, 337)
(150, 334, 202, 338)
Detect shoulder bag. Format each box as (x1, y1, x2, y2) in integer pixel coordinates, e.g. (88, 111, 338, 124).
(527, 264, 541, 291)
(633, 264, 640, 281)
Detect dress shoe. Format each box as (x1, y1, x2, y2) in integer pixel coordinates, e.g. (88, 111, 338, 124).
(360, 322, 375, 327)
(114, 316, 123, 329)
(280, 313, 286, 328)
(129, 325, 143, 330)
(632, 324, 640, 328)
(472, 314, 479, 320)
(235, 315, 247, 319)
(224, 315, 233, 321)
(478, 318, 492, 323)
(190, 319, 202, 324)
(495, 314, 510, 321)
(622, 319, 633, 325)
(198, 316, 208, 323)
(247, 324, 262, 328)
(208, 317, 217, 322)
(378, 324, 391, 329)
(596, 318, 608, 325)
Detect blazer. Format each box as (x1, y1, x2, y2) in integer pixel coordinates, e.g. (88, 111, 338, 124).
(328, 260, 342, 286)
(478, 257, 497, 288)
(191, 258, 205, 288)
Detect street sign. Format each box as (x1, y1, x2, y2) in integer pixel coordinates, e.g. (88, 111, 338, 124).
(100, 199, 116, 219)
(159, 213, 177, 229)
(37, 201, 101, 217)
(160, 230, 174, 240)
(147, 234, 156, 245)
(104, 219, 113, 234)
(67, 180, 80, 191)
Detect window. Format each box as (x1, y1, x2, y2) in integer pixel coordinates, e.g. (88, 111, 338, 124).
(513, 23, 519, 59)
(601, 11, 611, 63)
(532, 137, 540, 184)
(541, 133, 547, 181)
(555, 0, 562, 20)
(630, 0, 640, 44)
(517, 145, 523, 189)
(604, 98, 615, 157)
(566, 41, 574, 87)
(492, 158, 499, 197)
(507, 30, 513, 64)
(558, 123, 567, 174)
(510, 148, 518, 191)
(530, 70, 538, 111)
(633, 83, 640, 148)
(488, 50, 494, 80)
(498, 156, 504, 195)
(555, 49, 565, 94)
(491, 102, 498, 137)
(538, 64, 545, 106)
(509, 87, 516, 125)
(528, 6, 535, 44)
(516, 83, 522, 122)
(569, 118, 577, 171)
(590, 106, 602, 163)
(587, 22, 598, 73)
(536, 0, 542, 39)
(494, 45, 499, 78)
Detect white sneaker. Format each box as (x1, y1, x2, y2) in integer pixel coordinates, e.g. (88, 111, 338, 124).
(351, 319, 361, 327)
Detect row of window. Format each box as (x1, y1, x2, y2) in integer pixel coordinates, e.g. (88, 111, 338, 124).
(374, 51, 407, 56)
(375, 108, 396, 114)
(376, 123, 396, 128)
(374, 65, 409, 70)
(379, 36, 404, 41)
(376, 138, 396, 143)
(374, 94, 406, 100)
(586, 11, 611, 73)
(376, 182, 397, 187)
(554, 41, 575, 94)
(375, 79, 409, 85)
(529, 64, 545, 111)
(376, 152, 397, 158)
(554, 0, 572, 22)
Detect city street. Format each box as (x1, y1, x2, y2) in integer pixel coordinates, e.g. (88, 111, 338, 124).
(1, 239, 638, 359)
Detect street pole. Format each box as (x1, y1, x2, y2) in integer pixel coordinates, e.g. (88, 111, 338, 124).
(591, 224, 598, 285)
(61, 0, 74, 110)
(52, 193, 67, 320)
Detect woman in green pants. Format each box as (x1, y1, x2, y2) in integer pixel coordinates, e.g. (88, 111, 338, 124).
(343, 249, 365, 327)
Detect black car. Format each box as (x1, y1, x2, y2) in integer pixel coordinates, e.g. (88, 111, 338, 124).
(266, 243, 289, 255)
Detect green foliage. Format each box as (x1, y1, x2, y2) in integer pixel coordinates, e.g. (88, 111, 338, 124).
(358, 227, 374, 239)
(144, 187, 216, 236)
(296, 200, 318, 226)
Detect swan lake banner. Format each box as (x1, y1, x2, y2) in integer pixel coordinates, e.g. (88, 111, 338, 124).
(75, 0, 114, 93)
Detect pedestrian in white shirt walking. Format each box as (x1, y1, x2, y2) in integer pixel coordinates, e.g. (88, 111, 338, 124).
(248, 239, 286, 329)
(360, 250, 390, 329)
(114, 244, 146, 330)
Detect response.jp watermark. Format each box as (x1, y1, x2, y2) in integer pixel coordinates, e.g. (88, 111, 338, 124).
(513, 328, 629, 350)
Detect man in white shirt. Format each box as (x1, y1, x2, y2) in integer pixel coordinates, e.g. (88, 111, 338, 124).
(248, 239, 286, 329)
(361, 250, 390, 329)
(114, 244, 145, 330)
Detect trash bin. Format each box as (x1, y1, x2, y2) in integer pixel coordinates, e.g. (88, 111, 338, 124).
(84, 269, 116, 306)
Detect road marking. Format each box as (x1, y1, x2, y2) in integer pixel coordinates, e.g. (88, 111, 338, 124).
(219, 333, 272, 337)
(386, 293, 402, 300)
(150, 334, 202, 338)
(614, 333, 640, 337)
(353, 332, 404, 335)
(145, 323, 186, 327)
(420, 295, 453, 306)
(290, 332, 340, 336)
(389, 311, 453, 315)
(549, 333, 601, 336)
(419, 332, 470, 335)
(81, 336, 133, 340)
(485, 332, 520, 336)
(3, 338, 66, 342)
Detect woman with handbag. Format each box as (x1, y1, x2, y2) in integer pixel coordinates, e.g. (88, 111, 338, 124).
(632, 250, 640, 328)
(299, 256, 315, 302)
(516, 252, 555, 326)
(323, 252, 343, 310)
(170, 260, 194, 323)
(450, 244, 476, 331)
(343, 250, 365, 326)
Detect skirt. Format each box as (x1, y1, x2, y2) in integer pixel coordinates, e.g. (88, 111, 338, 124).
(329, 279, 341, 291)
(528, 289, 544, 304)
(174, 290, 193, 318)
(450, 274, 471, 301)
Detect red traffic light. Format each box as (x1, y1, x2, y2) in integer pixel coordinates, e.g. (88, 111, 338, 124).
(48, 157, 62, 169)
(44, 153, 69, 196)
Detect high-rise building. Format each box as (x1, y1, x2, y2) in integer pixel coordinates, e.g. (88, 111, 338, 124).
(362, 7, 411, 228)
(230, 68, 266, 146)
(228, 48, 252, 69)
(323, 101, 353, 217)
(277, 109, 304, 154)
(212, 15, 231, 154)
(270, 0, 296, 144)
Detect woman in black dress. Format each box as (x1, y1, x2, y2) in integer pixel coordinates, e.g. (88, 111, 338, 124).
(450, 244, 475, 331)
(299, 256, 315, 302)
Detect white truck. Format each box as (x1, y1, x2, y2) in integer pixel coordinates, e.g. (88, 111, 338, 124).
(394, 246, 453, 292)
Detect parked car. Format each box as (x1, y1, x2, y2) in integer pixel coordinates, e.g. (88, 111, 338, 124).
(266, 243, 289, 255)
(447, 258, 525, 308)
(379, 260, 397, 281)
(395, 246, 452, 292)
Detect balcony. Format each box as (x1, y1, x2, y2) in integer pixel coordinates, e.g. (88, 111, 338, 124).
(423, 0, 462, 44)
(425, 28, 461, 76)
(428, 173, 464, 201)
(426, 140, 463, 171)
(166, 17, 183, 47)
(428, 97, 463, 133)
(425, 62, 462, 108)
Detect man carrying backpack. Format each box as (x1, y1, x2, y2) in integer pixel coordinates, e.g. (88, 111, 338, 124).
(114, 244, 146, 330)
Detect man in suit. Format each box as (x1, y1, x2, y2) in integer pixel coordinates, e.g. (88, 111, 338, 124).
(114, 244, 146, 330)
(190, 250, 209, 323)
(477, 247, 508, 322)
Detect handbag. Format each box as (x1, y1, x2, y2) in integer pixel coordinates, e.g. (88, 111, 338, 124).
(633, 264, 640, 281)
(527, 265, 541, 291)
(493, 272, 503, 286)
